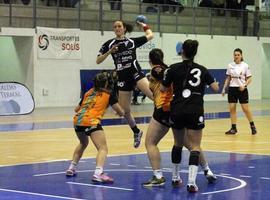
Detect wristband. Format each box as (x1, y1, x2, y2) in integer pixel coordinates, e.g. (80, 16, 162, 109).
(143, 24, 150, 32)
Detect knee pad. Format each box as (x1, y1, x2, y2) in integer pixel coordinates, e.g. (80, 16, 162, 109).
(171, 145, 183, 164)
(189, 151, 200, 166)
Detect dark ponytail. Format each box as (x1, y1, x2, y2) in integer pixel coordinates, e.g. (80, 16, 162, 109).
(124, 22, 133, 33)
(114, 20, 133, 34)
(149, 48, 168, 69)
(182, 39, 199, 60)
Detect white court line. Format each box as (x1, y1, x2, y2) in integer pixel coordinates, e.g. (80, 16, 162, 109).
(0, 152, 150, 168)
(144, 166, 152, 169)
(162, 168, 171, 171)
(260, 177, 270, 180)
(127, 165, 136, 167)
(219, 173, 231, 176)
(204, 140, 270, 144)
(34, 170, 89, 177)
(0, 188, 86, 200)
(66, 182, 134, 191)
(34, 169, 247, 195)
(34, 169, 153, 177)
(202, 174, 247, 195)
(233, 149, 270, 152)
(109, 163, 121, 166)
(239, 175, 251, 178)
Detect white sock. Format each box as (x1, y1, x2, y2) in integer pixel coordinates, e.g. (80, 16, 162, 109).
(153, 169, 163, 179)
(69, 161, 77, 170)
(172, 163, 180, 178)
(188, 165, 198, 185)
(94, 166, 103, 176)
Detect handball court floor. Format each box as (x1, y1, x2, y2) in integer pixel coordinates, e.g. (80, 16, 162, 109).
(0, 100, 270, 200)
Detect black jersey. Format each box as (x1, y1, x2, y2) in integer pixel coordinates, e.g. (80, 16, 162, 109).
(98, 36, 148, 72)
(162, 60, 215, 113)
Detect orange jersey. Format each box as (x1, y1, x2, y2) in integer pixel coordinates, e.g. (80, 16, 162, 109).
(73, 88, 117, 126)
(149, 66, 173, 111)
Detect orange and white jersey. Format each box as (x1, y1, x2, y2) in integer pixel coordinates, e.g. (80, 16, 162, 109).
(149, 65, 173, 112)
(226, 61, 252, 87)
(73, 88, 117, 126)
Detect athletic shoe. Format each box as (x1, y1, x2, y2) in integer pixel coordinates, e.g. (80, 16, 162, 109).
(187, 184, 198, 193)
(204, 170, 217, 183)
(134, 130, 143, 148)
(142, 176, 166, 187)
(225, 128, 237, 135)
(172, 176, 183, 187)
(92, 173, 114, 183)
(66, 169, 77, 177)
(251, 126, 257, 135)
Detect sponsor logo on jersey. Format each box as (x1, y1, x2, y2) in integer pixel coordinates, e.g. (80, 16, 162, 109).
(117, 82, 124, 87)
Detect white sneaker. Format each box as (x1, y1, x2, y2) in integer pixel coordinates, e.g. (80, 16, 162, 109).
(92, 173, 114, 183)
(172, 176, 182, 187)
(187, 183, 198, 193)
(66, 169, 77, 177)
(204, 169, 217, 183)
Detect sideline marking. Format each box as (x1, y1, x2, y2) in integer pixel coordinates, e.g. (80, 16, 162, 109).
(261, 177, 270, 180)
(0, 188, 85, 200)
(66, 182, 134, 191)
(239, 175, 251, 178)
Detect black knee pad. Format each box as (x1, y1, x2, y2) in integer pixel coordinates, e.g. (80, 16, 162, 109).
(189, 151, 200, 166)
(171, 145, 183, 164)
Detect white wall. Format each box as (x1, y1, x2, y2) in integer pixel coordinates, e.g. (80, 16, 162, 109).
(261, 43, 270, 98)
(0, 35, 34, 92)
(1, 28, 269, 107)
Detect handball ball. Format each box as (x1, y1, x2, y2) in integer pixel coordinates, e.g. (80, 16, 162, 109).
(136, 15, 148, 24)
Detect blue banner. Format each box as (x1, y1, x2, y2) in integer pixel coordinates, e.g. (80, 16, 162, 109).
(206, 69, 227, 94)
(80, 69, 226, 96)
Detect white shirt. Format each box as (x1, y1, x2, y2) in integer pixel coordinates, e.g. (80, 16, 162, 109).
(226, 61, 252, 87)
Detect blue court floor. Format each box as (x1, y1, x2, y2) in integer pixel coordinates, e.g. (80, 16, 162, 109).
(0, 151, 270, 200)
(1, 101, 270, 200)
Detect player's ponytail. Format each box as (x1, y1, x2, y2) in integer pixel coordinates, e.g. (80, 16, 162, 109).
(122, 21, 133, 33)
(124, 23, 133, 33)
(114, 20, 133, 34)
(149, 48, 168, 69)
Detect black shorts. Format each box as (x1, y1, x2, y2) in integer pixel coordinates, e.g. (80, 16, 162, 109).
(153, 108, 171, 128)
(170, 112, 205, 130)
(74, 124, 103, 136)
(228, 87, 249, 104)
(117, 67, 145, 91)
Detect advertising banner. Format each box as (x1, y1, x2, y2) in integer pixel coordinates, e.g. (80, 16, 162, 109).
(0, 82, 35, 116)
(37, 27, 81, 59)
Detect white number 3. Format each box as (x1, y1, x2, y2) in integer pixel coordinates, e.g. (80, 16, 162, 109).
(188, 68, 201, 87)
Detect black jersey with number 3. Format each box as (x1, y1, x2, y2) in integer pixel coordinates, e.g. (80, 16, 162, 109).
(162, 60, 215, 113)
(98, 36, 148, 72)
